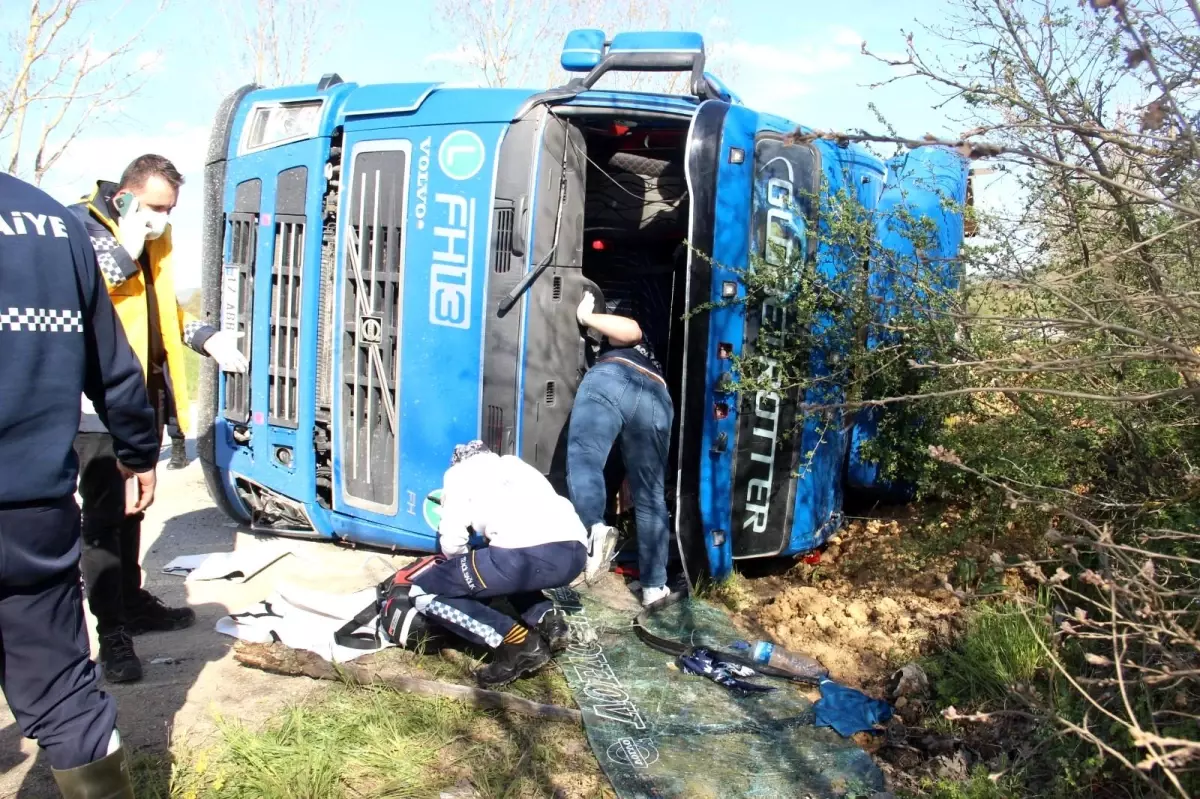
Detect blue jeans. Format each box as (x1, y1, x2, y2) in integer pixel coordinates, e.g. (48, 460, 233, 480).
(567, 360, 673, 588)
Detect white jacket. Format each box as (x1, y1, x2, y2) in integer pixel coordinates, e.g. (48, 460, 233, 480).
(437, 452, 587, 558)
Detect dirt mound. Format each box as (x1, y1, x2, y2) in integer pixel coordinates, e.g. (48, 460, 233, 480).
(730, 513, 1001, 688)
(750, 583, 958, 687)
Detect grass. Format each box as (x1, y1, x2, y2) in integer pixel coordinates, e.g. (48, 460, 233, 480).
(923, 599, 1054, 709)
(902, 766, 1022, 799)
(131, 676, 608, 799)
(908, 597, 1108, 799)
(696, 571, 755, 612)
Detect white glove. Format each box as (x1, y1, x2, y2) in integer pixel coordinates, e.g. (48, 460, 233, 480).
(577, 290, 596, 326)
(204, 330, 249, 373)
(117, 209, 152, 260)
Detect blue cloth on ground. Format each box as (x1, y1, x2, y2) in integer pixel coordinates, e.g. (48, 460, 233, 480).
(813, 677, 894, 736)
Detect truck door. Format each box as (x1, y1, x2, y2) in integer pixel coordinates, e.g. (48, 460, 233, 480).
(674, 100, 760, 587)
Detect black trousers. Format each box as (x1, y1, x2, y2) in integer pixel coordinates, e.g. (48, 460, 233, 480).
(164, 364, 183, 442)
(75, 374, 165, 633)
(0, 496, 118, 770)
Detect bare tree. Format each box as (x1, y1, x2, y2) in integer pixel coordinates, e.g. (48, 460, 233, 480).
(0, 0, 165, 186)
(215, 0, 345, 88)
(429, 0, 734, 92)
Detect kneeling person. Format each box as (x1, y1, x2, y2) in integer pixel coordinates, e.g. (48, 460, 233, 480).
(411, 441, 586, 687)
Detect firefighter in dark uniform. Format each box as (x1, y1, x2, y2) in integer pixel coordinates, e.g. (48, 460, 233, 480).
(0, 171, 159, 797)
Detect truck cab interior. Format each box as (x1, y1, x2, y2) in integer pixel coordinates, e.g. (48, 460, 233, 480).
(483, 103, 698, 526)
(479, 31, 738, 578)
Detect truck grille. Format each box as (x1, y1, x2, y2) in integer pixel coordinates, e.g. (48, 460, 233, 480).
(493, 207, 514, 273)
(340, 147, 407, 509)
(316, 217, 336, 411)
(222, 211, 257, 423)
(486, 404, 504, 452)
(268, 216, 304, 427)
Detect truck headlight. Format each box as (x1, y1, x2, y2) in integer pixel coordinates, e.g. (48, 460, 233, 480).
(242, 100, 323, 153)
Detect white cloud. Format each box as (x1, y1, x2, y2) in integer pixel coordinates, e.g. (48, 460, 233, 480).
(135, 50, 163, 72)
(831, 27, 865, 49)
(423, 44, 478, 68)
(717, 39, 856, 77)
(711, 26, 873, 116)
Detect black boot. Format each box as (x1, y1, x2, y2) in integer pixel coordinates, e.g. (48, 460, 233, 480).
(536, 609, 570, 653)
(99, 629, 143, 683)
(123, 588, 196, 635)
(51, 746, 135, 799)
(166, 437, 187, 470)
(475, 627, 551, 688)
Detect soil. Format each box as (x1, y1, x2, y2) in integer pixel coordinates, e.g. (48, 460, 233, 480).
(728, 508, 1051, 795)
(730, 518, 961, 691)
(732, 510, 1045, 692)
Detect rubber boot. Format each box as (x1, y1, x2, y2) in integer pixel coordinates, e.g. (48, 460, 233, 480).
(51, 747, 135, 799)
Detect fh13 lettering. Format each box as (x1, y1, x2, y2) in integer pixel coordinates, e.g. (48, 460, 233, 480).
(428, 193, 474, 329)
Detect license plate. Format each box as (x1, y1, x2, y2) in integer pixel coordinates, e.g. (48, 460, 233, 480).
(220, 264, 240, 333)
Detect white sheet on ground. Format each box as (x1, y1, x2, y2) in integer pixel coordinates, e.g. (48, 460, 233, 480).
(214, 584, 390, 662)
(161, 546, 292, 583)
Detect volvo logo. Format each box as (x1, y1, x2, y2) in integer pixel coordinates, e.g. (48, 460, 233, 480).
(437, 130, 485, 181)
(606, 737, 659, 769)
(360, 314, 382, 344)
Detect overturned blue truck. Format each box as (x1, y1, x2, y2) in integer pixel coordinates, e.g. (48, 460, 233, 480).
(195, 29, 971, 588)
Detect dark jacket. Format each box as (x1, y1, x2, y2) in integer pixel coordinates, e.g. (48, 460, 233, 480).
(0, 173, 158, 504)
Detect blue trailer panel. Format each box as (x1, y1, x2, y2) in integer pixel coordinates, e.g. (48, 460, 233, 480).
(845, 146, 970, 500)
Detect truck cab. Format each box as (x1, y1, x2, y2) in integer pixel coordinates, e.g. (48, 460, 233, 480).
(196, 29, 967, 586)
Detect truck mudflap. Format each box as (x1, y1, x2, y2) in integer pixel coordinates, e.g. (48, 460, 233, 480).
(198, 82, 259, 524)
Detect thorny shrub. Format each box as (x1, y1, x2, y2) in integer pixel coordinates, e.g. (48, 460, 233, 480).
(720, 1, 1200, 795)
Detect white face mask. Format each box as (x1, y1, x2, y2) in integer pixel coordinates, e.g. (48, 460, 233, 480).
(143, 210, 170, 240)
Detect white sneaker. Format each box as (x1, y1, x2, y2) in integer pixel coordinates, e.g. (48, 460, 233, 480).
(641, 584, 671, 607)
(584, 524, 619, 583)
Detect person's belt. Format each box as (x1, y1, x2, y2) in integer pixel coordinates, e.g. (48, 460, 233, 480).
(598, 356, 667, 387)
